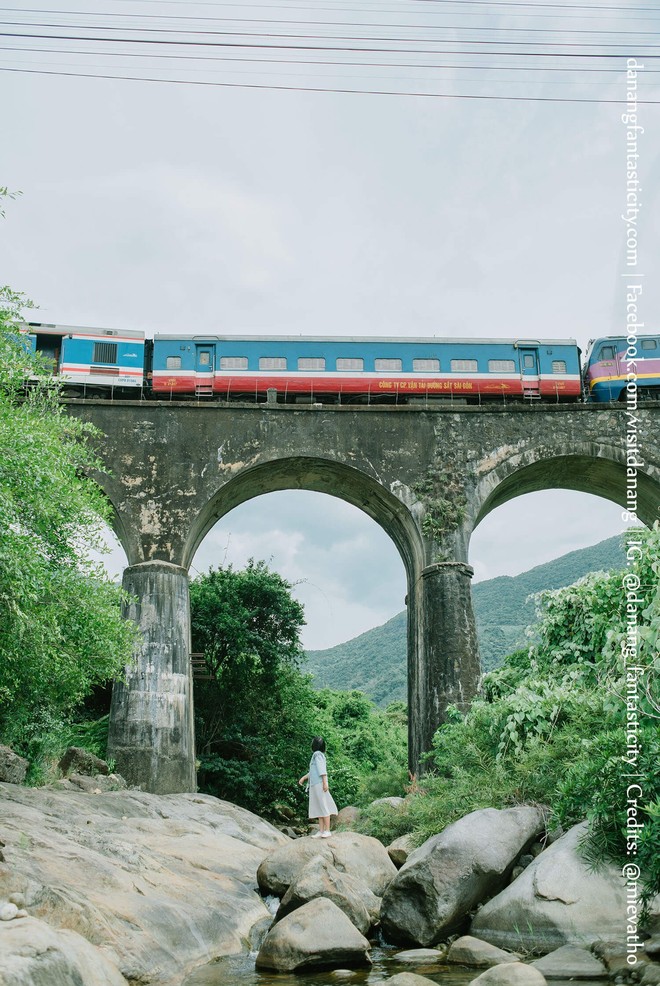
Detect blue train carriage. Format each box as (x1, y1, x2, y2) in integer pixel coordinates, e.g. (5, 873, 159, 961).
(25, 323, 146, 394)
(151, 334, 582, 402)
(584, 333, 660, 402)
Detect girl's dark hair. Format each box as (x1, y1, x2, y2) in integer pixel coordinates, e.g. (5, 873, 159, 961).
(311, 736, 326, 753)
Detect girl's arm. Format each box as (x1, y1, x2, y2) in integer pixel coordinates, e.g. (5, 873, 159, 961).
(321, 773, 329, 793)
(298, 773, 309, 785)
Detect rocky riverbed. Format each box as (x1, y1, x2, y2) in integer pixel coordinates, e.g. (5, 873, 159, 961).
(0, 772, 658, 986)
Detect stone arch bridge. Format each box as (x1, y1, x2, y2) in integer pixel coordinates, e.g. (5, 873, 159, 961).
(66, 401, 660, 794)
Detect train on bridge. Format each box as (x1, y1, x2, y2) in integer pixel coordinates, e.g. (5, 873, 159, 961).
(21, 324, 660, 404)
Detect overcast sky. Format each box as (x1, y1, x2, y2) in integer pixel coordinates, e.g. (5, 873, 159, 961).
(2, 0, 658, 648)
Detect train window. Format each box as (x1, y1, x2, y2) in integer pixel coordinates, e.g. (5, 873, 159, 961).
(336, 358, 364, 371)
(641, 339, 657, 351)
(523, 355, 536, 369)
(298, 357, 326, 371)
(198, 352, 211, 366)
(600, 346, 616, 360)
(413, 359, 440, 372)
(450, 359, 478, 372)
(220, 357, 248, 370)
(375, 358, 403, 371)
(552, 360, 567, 373)
(92, 341, 118, 364)
(488, 359, 515, 373)
(259, 357, 287, 370)
(166, 356, 182, 370)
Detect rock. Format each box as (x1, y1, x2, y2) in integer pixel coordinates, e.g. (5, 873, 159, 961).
(371, 796, 405, 809)
(276, 857, 372, 934)
(592, 939, 647, 976)
(642, 966, 660, 986)
(255, 898, 372, 972)
(387, 834, 416, 868)
(68, 773, 127, 794)
(0, 914, 128, 985)
(387, 974, 439, 986)
(334, 806, 361, 829)
(531, 944, 607, 979)
(0, 902, 19, 921)
(0, 746, 28, 785)
(447, 935, 521, 967)
(394, 947, 446, 964)
(471, 821, 653, 952)
(470, 962, 548, 985)
(380, 805, 546, 946)
(8, 893, 25, 909)
(0, 782, 289, 984)
(58, 747, 110, 777)
(258, 831, 396, 898)
(645, 936, 660, 958)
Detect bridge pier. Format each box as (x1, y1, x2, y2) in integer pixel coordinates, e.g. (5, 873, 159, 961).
(409, 561, 480, 773)
(108, 561, 196, 794)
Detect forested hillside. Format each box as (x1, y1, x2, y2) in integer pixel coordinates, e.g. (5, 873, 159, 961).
(305, 535, 626, 706)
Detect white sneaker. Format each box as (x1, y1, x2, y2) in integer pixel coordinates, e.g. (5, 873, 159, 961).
(311, 831, 323, 838)
(321, 831, 332, 838)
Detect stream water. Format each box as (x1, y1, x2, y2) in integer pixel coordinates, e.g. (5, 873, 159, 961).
(182, 943, 611, 986)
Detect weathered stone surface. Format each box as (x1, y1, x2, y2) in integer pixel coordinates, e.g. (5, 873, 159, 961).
(0, 915, 128, 985)
(394, 948, 446, 964)
(258, 831, 396, 898)
(387, 974, 438, 986)
(470, 962, 548, 985)
(646, 936, 660, 958)
(592, 939, 647, 976)
(387, 834, 416, 868)
(276, 857, 372, 934)
(471, 822, 647, 951)
(58, 746, 110, 777)
(255, 898, 372, 972)
(371, 796, 405, 809)
(0, 746, 28, 785)
(530, 944, 607, 979)
(642, 964, 660, 985)
(447, 935, 521, 967)
(334, 806, 361, 829)
(380, 805, 546, 946)
(68, 773, 127, 794)
(0, 783, 289, 985)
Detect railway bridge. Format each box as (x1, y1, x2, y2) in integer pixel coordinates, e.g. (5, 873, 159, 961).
(66, 400, 660, 794)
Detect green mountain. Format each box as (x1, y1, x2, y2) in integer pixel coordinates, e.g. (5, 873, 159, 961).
(304, 535, 626, 707)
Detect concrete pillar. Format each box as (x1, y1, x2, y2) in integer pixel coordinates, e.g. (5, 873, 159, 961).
(409, 561, 480, 774)
(108, 561, 196, 794)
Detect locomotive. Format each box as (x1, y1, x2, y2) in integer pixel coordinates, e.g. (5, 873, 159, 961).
(21, 323, 660, 404)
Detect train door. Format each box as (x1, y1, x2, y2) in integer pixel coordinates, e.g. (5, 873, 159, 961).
(195, 344, 214, 396)
(519, 346, 540, 398)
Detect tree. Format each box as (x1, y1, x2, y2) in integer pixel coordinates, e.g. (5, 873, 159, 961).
(0, 285, 138, 772)
(190, 561, 409, 815)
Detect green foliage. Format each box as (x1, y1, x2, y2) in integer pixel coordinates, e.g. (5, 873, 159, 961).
(0, 293, 138, 775)
(412, 466, 467, 544)
(305, 536, 627, 704)
(357, 527, 660, 910)
(190, 562, 407, 817)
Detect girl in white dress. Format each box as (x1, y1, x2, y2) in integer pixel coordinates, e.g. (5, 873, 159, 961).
(298, 736, 338, 838)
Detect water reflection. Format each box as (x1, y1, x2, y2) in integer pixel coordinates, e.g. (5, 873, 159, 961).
(183, 946, 476, 986)
(182, 946, 611, 986)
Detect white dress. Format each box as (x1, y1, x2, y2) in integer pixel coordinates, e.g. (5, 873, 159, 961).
(307, 751, 338, 819)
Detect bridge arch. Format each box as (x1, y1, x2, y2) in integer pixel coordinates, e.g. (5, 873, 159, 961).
(470, 443, 660, 533)
(183, 455, 426, 584)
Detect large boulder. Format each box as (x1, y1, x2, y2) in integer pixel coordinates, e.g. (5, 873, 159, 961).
(0, 783, 289, 984)
(380, 806, 546, 946)
(0, 915, 128, 985)
(0, 747, 28, 785)
(275, 857, 373, 934)
(387, 834, 416, 868)
(258, 831, 396, 898)
(387, 975, 438, 986)
(255, 897, 372, 972)
(471, 821, 651, 952)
